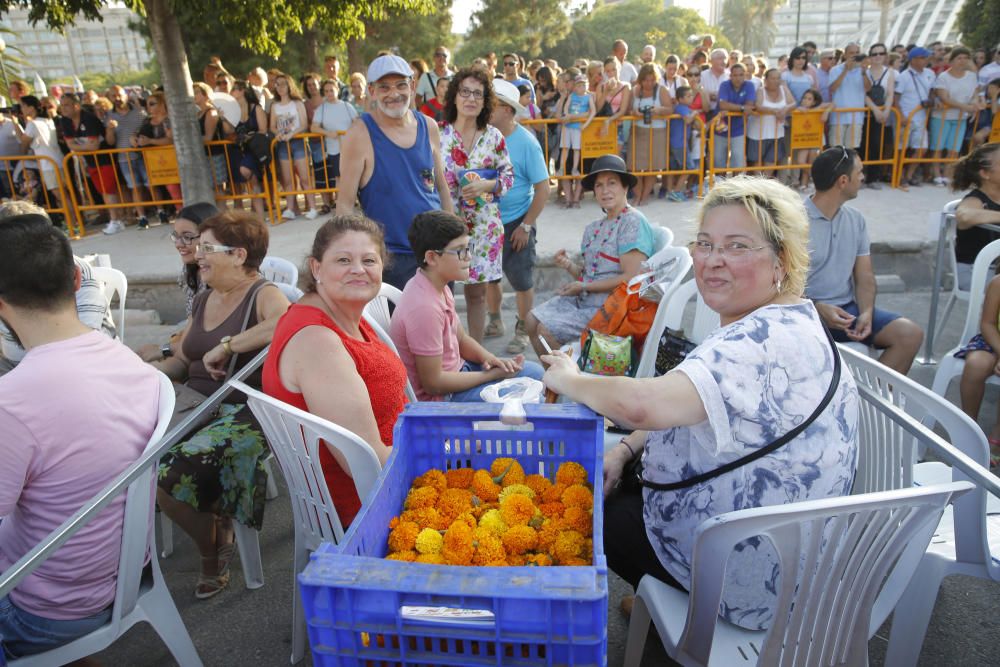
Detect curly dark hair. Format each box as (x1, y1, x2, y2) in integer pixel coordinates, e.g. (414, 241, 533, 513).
(443, 68, 495, 130)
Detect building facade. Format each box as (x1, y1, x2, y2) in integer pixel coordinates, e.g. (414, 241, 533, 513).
(0, 7, 152, 84)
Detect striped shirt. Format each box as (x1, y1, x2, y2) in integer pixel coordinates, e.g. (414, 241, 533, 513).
(106, 105, 148, 150)
(0, 258, 116, 365)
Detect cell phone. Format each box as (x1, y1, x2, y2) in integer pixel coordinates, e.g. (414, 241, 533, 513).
(537, 336, 554, 355)
(853, 55, 866, 62)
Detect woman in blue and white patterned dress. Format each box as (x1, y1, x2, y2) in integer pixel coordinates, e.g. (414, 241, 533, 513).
(541, 176, 859, 630)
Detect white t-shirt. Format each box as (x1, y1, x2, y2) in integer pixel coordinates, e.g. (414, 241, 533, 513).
(701, 68, 730, 110)
(977, 61, 1000, 88)
(270, 100, 303, 136)
(416, 69, 453, 101)
(313, 100, 358, 155)
(932, 70, 979, 121)
(24, 117, 63, 170)
(895, 67, 936, 119)
(619, 60, 638, 85)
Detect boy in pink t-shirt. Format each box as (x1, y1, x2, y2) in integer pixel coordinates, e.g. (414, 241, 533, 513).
(389, 211, 543, 401)
(0, 214, 161, 660)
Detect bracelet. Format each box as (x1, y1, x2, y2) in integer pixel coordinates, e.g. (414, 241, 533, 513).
(619, 437, 637, 458)
(221, 337, 233, 356)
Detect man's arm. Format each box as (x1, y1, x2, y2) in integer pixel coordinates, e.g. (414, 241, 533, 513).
(850, 254, 877, 340)
(335, 119, 367, 216)
(828, 65, 850, 96)
(426, 120, 454, 213)
(0, 407, 34, 516)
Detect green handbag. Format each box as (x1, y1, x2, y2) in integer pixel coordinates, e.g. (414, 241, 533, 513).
(578, 329, 638, 376)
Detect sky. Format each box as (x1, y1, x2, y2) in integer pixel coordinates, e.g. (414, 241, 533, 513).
(449, 0, 711, 35)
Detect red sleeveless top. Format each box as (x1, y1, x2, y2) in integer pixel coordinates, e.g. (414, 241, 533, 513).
(262, 303, 407, 526)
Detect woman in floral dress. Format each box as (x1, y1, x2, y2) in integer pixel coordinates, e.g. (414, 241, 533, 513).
(440, 68, 513, 342)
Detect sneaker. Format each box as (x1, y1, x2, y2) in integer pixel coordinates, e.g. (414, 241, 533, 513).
(668, 191, 685, 202)
(908, 177, 923, 187)
(158, 210, 170, 225)
(138, 216, 149, 230)
(484, 316, 506, 338)
(304, 209, 319, 220)
(102, 219, 125, 235)
(866, 181, 882, 190)
(282, 209, 297, 221)
(933, 176, 948, 186)
(657, 187, 667, 200)
(506, 319, 530, 354)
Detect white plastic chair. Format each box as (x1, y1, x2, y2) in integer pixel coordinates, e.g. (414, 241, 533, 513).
(839, 344, 1000, 665)
(274, 282, 304, 303)
(90, 265, 128, 343)
(931, 238, 1000, 398)
(260, 256, 299, 287)
(623, 481, 972, 667)
(658, 278, 721, 346)
(631, 247, 692, 379)
(363, 282, 403, 335)
(231, 380, 382, 665)
(13, 373, 204, 667)
(651, 224, 674, 253)
(933, 199, 968, 345)
(362, 312, 418, 403)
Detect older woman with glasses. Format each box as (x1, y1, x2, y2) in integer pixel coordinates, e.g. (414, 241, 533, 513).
(439, 67, 514, 342)
(153, 210, 289, 600)
(541, 176, 858, 628)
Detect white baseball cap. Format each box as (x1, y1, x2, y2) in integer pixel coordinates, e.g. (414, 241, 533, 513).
(366, 54, 413, 84)
(491, 79, 525, 114)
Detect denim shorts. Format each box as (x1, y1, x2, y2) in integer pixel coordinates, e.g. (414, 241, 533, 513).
(447, 361, 546, 402)
(275, 138, 307, 162)
(0, 595, 111, 660)
(826, 301, 901, 348)
(118, 154, 149, 189)
(501, 216, 536, 292)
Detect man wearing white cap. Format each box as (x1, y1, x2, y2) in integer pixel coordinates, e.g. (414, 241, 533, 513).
(338, 54, 453, 289)
(484, 79, 550, 354)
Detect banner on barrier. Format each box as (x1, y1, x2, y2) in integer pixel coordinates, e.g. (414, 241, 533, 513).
(143, 146, 180, 186)
(791, 111, 825, 150)
(582, 121, 618, 158)
(991, 114, 1000, 144)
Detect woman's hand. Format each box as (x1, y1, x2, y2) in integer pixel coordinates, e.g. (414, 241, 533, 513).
(540, 349, 579, 396)
(460, 178, 494, 200)
(137, 342, 165, 362)
(482, 353, 524, 375)
(202, 343, 231, 381)
(603, 443, 631, 498)
(558, 281, 585, 297)
(554, 248, 572, 271)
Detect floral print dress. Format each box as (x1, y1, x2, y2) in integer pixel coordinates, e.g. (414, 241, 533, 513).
(440, 124, 513, 283)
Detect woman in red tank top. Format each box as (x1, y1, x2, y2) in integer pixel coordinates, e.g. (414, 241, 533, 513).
(262, 215, 408, 527)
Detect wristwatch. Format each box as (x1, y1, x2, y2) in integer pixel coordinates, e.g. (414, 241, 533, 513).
(160, 342, 173, 359)
(220, 335, 234, 356)
(521, 223, 533, 233)
(740, 104, 745, 113)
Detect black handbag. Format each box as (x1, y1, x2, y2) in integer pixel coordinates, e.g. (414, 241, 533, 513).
(654, 328, 697, 377)
(238, 131, 275, 169)
(620, 325, 841, 493)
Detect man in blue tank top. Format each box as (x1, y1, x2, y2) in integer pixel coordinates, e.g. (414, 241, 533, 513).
(337, 54, 454, 289)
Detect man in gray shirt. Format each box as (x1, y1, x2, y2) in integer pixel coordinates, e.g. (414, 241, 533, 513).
(804, 146, 923, 373)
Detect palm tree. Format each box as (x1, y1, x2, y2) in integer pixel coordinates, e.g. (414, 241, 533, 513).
(719, 0, 783, 53)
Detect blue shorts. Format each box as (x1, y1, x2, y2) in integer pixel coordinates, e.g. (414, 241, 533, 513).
(0, 594, 111, 660)
(928, 117, 967, 153)
(275, 138, 307, 162)
(118, 153, 149, 189)
(827, 301, 901, 348)
(746, 137, 787, 166)
(447, 360, 546, 402)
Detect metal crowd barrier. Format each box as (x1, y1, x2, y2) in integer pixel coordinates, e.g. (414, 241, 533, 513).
(893, 105, 983, 187)
(204, 139, 277, 225)
(269, 131, 345, 223)
(0, 154, 81, 237)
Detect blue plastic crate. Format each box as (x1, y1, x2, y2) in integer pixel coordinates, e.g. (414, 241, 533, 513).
(299, 402, 608, 666)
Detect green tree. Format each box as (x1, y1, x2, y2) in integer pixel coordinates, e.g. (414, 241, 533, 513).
(456, 0, 571, 63)
(348, 0, 454, 74)
(958, 0, 1000, 51)
(546, 0, 727, 66)
(718, 0, 782, 53)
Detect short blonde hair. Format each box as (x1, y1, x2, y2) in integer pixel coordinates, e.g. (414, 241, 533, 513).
(696, 176, 810, 297)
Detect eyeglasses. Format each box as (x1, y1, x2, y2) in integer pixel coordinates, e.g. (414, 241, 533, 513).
(689, 240, 769, 260)
(831, 145, 852, 172)
(458, 87, 484, 100)
(435, 246, 472, 261)
(170, 232, 199, 246)
(434, 52, 448, 58)
(503, 61, 517, 67)
(375, 80, 411, 94)
(870, 51, 887, 56)
(195, 242, 235, 254)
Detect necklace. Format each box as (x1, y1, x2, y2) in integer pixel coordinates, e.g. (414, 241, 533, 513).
(580, 206, 630, 280)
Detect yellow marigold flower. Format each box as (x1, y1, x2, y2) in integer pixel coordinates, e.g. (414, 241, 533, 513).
(436, 487, 474, 523)
(498, 483, 535, 504)
(555, 461, 588, 487)
(525, 474, 552, 498)
(499, 493, 535, 527)
(413, 468, 447, 493)
(404, 485, 438, 511)
(387, 520, 420, 553)
(490, 457, 526, 486)
(560, 556, 590, 566)
(538, 501, 565, 519)
(442, 520, 475, 566)
(472, 528, 507, 566)
(472, 469, 501, 502)
(561, 484, 593, 511)
(543, 482, 567, 504)
(526, 553, 553, 567)
(415, 553, 446, 565)
(553, 530, 586, 562)
(415, 528, 444, 555)
(400, 507, 443, 531)
(502, 524, 538, 555)
(471, 501, 497, 520)
(386, 550, 417, 562)
(507, 554, 527, 567)
(445, 467, 476, 489)
(478, 509, 507, 536)
(562, 505, 592, 537)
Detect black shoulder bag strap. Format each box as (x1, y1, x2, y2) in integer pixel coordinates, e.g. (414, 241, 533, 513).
(635, 325, 841, 492)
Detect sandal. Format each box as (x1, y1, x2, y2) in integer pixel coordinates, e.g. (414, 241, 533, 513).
(987, 437, 1000, 468)
(215, 517, 236, 577)
(195, 557, 230, 600)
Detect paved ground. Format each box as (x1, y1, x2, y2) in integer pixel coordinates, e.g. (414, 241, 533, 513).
(75, 184, 1000, 666)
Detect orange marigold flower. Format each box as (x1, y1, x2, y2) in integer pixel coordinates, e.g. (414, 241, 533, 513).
(555, 461, 587, 487)
(472, 528, 507, 566)
(415, 553, 446, 565)
(405, 485, 439, 510)
(386, 550, 417, 562)
(436, 487, 473, 523)
(387, 520, 420, 553)
(562, 505, 592, 536)
(538, 501, 565, 519)
(442, 520, 475, 566)
(525, 474, 552, 498)
(502, 524, 538, 555)
(536, 519, 563, 554)
(490, 457, 526, 486)
(454, 512, 477, 530)
(400, 507, 443, 531)
(499, 493, 535, 527)
(498, 483, 535, 504)
(560, 556, 590, 566)
(471, 501, 498, 520)
(526, 553, 553, 567)
(561, 484, 593, 511)
(413, 468, 448, 493)
(543, 482, 567, 504)
(445, 467, 476, 489)
(472, 469, 501, 502)
(507, 554, 527, 567)
(553, 530, 586, 562)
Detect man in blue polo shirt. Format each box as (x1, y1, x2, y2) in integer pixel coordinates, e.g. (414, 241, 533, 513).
(484, 79, 550, 354)
(714, 63, 755, 170)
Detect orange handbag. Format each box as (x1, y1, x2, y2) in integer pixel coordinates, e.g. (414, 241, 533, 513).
(579, 281, 658, 350)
